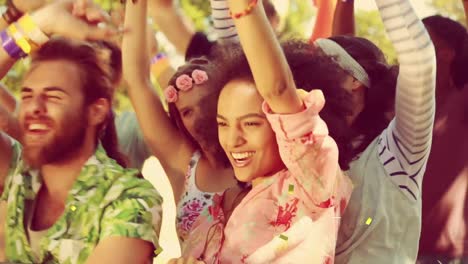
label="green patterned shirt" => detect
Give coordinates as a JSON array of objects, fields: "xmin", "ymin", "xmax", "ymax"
[{"xmin": 0, "ymin": 138, "xmax": 163, "ymax": 264}]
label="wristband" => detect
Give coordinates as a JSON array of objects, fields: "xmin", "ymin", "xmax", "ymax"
[
  {"xmin": 0, "ymin": 30, "xmax": 25, "ymax": 59},
  {"xmin": 151, "ymin": 58, "xmax": 171, "ymax": 77},
  {"xmin": 150, "ymin": 53, "xmax": 167, "ymax": 65},
  {"xmin": 8, "ymin": 23, "xmax": 32, "ymax": 54},
  {"xmin": 17, "ymin": 14, "xmax": 49, "ymax": 48},
  {"xmin": 2, "ymin": 0, "xmax": 23, "ymax": 24}
]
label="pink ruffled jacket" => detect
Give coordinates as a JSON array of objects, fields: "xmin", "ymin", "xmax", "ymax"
[{"xmin": 182, "ymin": 90, "xmax": 353, "ymax": 264}]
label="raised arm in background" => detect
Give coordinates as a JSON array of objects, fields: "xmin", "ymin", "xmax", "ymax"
[
  {"xmin": 123, "ymin": 0, "xmax": 194, "ymax": 201},
  {"xmin": 147, "ymin": 29, "xmax": 175, "ymax": 95},
  {"xmin": 309, "ymin": 0, "xmax": 337, "ymax": 43},
  {"xmin": 148, "ymin": 0, "xmax": 239, "ymax": 56},
  {"xmin": 332, "ymin": 0, "xmax": 355, "ymax": 36},
  {"xmin": 148, "ymin": 0, "xmax": 195, "ymax": 55},
  {"xmin": 227, "ymin": 0, "xmax": 302, "ymax": 114},
  {"xmin": 375, "ymin": 0, "xmax": 436, "ymax": 195}
]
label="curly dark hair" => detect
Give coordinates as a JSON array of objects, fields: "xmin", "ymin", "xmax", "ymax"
[
  {"xmin": 214, "ymin": 40, "xmax": 355, "ymax": 170},
  {"xmin": 328, "ymin": 35, "xmax": 399, "ymax": 159}
]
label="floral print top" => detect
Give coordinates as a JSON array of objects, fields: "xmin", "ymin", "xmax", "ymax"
[
  {"xmin": 182, "ymin": 90, "xmax": 354, "ymax": 263},
  {"xmin": 176, "ymin": 151, "xmax": 222, "ymax": 242},
  {"xmin": 0, "ymin": 138, "xmax": 163, "ymax": 264}
]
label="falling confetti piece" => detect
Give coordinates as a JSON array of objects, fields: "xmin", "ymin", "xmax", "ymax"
[
  {"xmin": 276, "ymin": 235, "xmax": 289, "ymax": 253},
  {"xmin": 154, "ymin": 246, "xmax": 163, "ymax": 255},
  {"xmin": 366, "ymin": 217, "xmax": 372, "ymax": 225},
  {"xmin": 288, "ymin": 184, "xmax": 294, "ymax": 194},
  {"xmin": 70, "ymin": 205, "xmax": 77, "ymax": 212}
]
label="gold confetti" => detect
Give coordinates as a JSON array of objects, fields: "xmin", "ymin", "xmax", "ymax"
[
  {"xmin": 154, "ymin": 246, "xmax": 163, "ymax": 255},
  {"xmin": 70, "ymin": 205, "xmax": 77, "ymax": 212},
  {"xmin": 365, "ymin": 217, "xmax": 372, "ymax": 225},
  {"xmin": 276, "ymin": 235, "xmax": 289, "ymax": 253},
  {"xmin": 288, "ymin": 184, "xmax": 294, "ymax": 194}
]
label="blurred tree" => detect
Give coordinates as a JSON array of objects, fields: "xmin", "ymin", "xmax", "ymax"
[
  {"xmin": 427, "ymin": 0, "xmax": 466, "ymax": 26},
  {"xmin": 280, "ymin": 0, "xmax": 314, "ymax": 39},
  {"xmin": 180, "ymin": 0, "xmax": 210, "ymax": 31}
]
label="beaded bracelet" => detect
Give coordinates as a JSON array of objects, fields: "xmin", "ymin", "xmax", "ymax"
[{"xmin": 230, "ymin": 0, "xmax": 259, "ymax": 19}]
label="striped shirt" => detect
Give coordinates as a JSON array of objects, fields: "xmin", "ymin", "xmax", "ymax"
[
  {"xmin": 210, "ymin": 0, "xmax": 239, "ymax": 43},
  {"xmin": 335, "ymin": 0, "xmax": 436, "ymax": 263},
  {"xmin": 376, "ymin": 0, "xmax": 436, "ymax": 201}
]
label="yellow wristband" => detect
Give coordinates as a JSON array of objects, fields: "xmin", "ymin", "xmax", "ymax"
[
  {"xmin": 17, "ymin": 14, "xmax": 49, "ymax": 47},
  {"xmin": 151, "ymin": 58, "xmax": 171, "ymax": 77},
  {"xmin": 275, "ymin": 234, "xmax": 289, "ymax": 253},
  {"xmin": 8, "ymin": 23, "xmax": 32, "ymax": 54}
]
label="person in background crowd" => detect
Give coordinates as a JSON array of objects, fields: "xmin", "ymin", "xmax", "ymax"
[
  {"xmin": 418, "ymin": 14, "xmax": 468, "ymax": 264},
  {"xmin": 0, "ymin": 1, "xmax": 163, "ymax": 263},
  {"xmin": 318, "ymin": 0, "xmax": 437, "ymax": 262},
  {"xmin": 123, "ymin": 0, "xmax": 240, "ymax": 244}
]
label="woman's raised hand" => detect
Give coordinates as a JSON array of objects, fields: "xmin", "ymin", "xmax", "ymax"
[{"xmin": 30, "ymin": 0, "xmax": 120, "ymax": 41}]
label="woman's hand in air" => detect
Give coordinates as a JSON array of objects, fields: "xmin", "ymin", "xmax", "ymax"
[
  {"xmin": 11, "ymin": 0, "xmax": 49, "ymax": 13},
  {"xmin": 30, "ymin": 0, "xmax": 120, "ymax": 41},
  {"xmin": 110, "ymin": 5, "xmax": 158, "ymax": 57}
]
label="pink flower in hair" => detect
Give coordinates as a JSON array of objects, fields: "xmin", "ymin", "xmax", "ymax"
[
  {"xmin": 175, "ymin": 74, "xmax": 193, "ymax": 91},
  {"xmin": 164, "ymin": 85, "xmax": 178, "ymax": 103},
  {"xmin": 192, "ymin": 69, "xmax": 209, "ymax": 85}
]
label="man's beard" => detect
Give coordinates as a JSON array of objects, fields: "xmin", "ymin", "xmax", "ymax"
[{"xmin": 21, "ymin": 114, "xmax": 88, "ymax": 169}]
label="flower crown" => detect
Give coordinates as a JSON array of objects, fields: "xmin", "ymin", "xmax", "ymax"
[{"xmin": 164, "ymin": 69, "xmax": 209, "ymax": 103}]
